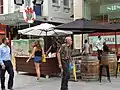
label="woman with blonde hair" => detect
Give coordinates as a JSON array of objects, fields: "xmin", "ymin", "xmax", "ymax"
[{"xmin": 26, "ymin": 40, "xmax": 44, "ymax": 81}]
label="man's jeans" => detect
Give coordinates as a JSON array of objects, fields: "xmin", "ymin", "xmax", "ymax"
[
  {"xmin": 1, "ymin": 61, "xmax": 14, "ymax": 89},
  {"xmin": 61, "ymin": 60, "xmax": 70, "ymax": 90}
]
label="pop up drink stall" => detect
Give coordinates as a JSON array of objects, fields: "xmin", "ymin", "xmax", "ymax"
[
  {"xmin": 12, "ymin": 39, "xmax": 60, "ymax": 78},
  {"xmin": 14, "ymin": 23, "xmax": 72, "ymax": 78}
]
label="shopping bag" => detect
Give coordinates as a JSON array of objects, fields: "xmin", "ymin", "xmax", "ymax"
[
  {"xmin": 42, "ymin": 54, "xmax": 46, "ymax": 63},
  {"xmin": 69, "ymin": 62, "xmax": 73, "ymax": 70}
]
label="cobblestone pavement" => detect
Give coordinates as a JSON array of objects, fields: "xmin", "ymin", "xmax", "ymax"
[{"xmin": 3, "ymin": 72, "xmax": 120, "ymax": 90}]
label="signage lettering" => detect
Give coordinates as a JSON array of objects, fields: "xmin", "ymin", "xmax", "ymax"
[
  {"xmin": 100, "ymin": 3, "xmax": 120, "ymax": 13},
  {"xmin": 107, "ymin": 5, "xmax": 120, "ymax": 11},
  {"xmin": 104, "ymin": 37, "xmax": 115, "ymax": 42}
]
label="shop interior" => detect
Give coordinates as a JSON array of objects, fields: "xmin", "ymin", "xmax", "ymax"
[{"xmin": 85, "ymin": 0, "xmax": 120, "ymax": 23}]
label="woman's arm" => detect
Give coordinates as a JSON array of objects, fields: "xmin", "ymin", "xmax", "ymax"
[
  {"xmin": 46, "ymin": 45, "xmax": 52, "ymax": 55},
  {"xmin": 26, "ymin": 47, "xmax": 36, "ymax": 62},
  {"xmin": 41, "ymin": 47, "xmax": 45, "ymax": 55}
]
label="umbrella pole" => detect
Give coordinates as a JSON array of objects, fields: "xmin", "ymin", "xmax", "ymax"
[
  {"xmin": 45, "ymin": 31, "xmax": 47, "ymax": 54},
  {"xmin": 82, "ymin": 33, "xmax": 83, "ymax": 51},
  {"xmin": 115, "ymin": 32, "xmax": 118, "ymax": 55},
  {"xmin": 28, "ymin": 24, "xmax": 31, "ymax": 39},
  {"xmin": 115, "ymin": 31, "xmax": 118, "ymax": 78}
]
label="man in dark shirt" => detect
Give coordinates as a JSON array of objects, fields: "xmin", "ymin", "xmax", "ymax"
[
  {"xmin": 46, "ymin": 43, "xmax": 57, "ymax": 55},
  {"xmin": 57, "ymin": 36, "xmax": 72, "ymax": 90},
  {"xmin": 99, "ymin": 42, "xmax": 111, "ymax": 82},
  {"xmin": 103, "ymin": 42, "xmax": 109, "ymax": 52}
]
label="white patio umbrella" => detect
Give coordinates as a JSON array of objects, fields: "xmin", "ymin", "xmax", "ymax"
[
  {"xmin": 18, "ymin": 23, "xmax": 73, "ymax": 36},
  {"xmin": 18, "ymin": 23, "xmax": 73, "ymax": 52}
]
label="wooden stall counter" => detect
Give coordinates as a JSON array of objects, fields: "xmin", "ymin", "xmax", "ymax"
[{"xmin": 15, "ymin": 56, "xmax": 60, "ymax": 77}]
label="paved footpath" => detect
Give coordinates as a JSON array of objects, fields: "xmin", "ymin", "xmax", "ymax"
[{"xmin": 3, "ymin": 72, "xmax": 120, "ymax": 90}]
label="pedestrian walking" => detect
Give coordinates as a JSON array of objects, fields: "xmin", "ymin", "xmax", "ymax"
[
  {"xmin": 0, "ymin": 37, "xmax": 14, "ymax": 90},
  {"xmin": 26, "ymin": 40, "xmax": 44, "ymax": 81},
  {"xmin": 57, "ymin": 36, "xmax": 72, "ymax": 90}
]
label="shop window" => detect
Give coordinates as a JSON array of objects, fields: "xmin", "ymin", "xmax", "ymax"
[
  {"xmin": 63, "ymin": 0, "xmax": 71, "ymax": 13},
  {"xmin": 63, "ymin": 0, "xmax": 69, "ymax": 7},
  {"xmin": 52, "ymin": 0, "xmax": 60, "ymax": 9},
  {"xmin": 14, "ymin": 0, "xmax": 24, "ymax": 5},
  {"xmin": 24, "ymin": 0, "xmax": 31, "ymax": 7},
  {"xmin": 52, "ymin": 0, "xmax": 59, "ymax": 4}
]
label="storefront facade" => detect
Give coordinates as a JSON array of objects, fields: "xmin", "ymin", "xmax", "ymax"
[
  {"xmin": 74, "ymin": 0, "xmax": 120, "ymax": 23},
  {"xmin": 85, "ymin": 0, "xmax": 120, "ymax": 54},
  {"xmin": 74, "ymin": 0, "xmax": 120, "ymax": 54},
  {"xmin": 84, "ymin": 0, "xmax": 120, "ymax": 23}
]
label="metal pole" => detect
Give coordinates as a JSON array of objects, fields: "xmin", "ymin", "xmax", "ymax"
[
  {"xmin": 45, "ymin": 31, "xmax": 47, "ymax": 54},
  {"xmin": 115, "ymin": 31, "xmax": 118, "ymax": 78},
  {"xmin": 115, "ymin": 32, "xmax": 118, "ymax": 55},
  {"xmin": 46, "ymin": 31, "xmax": 47, "ymax": 52},
  {"xmin": 81, "ymin": 33, "xmax": 83, "ymax": 51},
  {"xmin": 28, "ymin": 24, "xmax": 31, "ymax": 39}
]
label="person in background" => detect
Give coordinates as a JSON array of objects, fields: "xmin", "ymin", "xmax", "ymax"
[
  {"xmin": 26, "ymin": 40, "xmax": 44, "ymax": 81},
  {"xmin": 95, "ymin": 35, "xmax": 104, "ymax": 62},
  {"xmin": 99, "ymin": 42, "xmax": 111, "ymax": 83},
  {"xmin": 103, "ymin": 42, "xmax": 109, "ymax": 53},
  {"xmin": 46, "ymin": 42, "xmax": 57, "ymax": 56},
  {"xmin": 57, "ymin": 36, "xmax": 72, "ymax": 90},
  {"xmin": 82, "ymin": 39, "xmax": 89, "ymax": 55},
  {"xmin": 0, "ymin": 37, "xmax": 14, "ymax": 90}
]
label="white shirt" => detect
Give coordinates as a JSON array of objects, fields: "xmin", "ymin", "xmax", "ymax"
[
  {"xmin": 96, "ymin": 38, "xmax": 104, "ymax": 50},
  {"xmin": 83, "ymin": 43, "xmax": 89, "ymax": 54},
  {"xmin": 0, "ymin": 43, "xmax": 11, "ymax": 65}
]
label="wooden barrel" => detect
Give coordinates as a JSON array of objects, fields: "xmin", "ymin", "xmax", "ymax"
[
  {"xmin": 81, "ymin": 56, "xmax": 99, "ymax": 81},
  {"xmin": 101, "ymin": 53, "xmax": 117, "ymax": 76}
]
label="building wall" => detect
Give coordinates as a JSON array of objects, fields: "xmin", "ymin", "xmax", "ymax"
[
  {"xmin": 84, "ymin": 1, "xmax": 91, "ymax": 20},
  {"xmin": 3, "ymin": 0, "xmax": 23, "ymax": 14},
  {"xmin": 73, "ymin": 0, "xmax": 91, "ymax": 49},
  {"xmin": 3, "ymin": 0, "xmax": 8, "ymax": 14},
  {"xmin": 73, "ymin": 0, "xmax": 83, "ymax": 50},
  {"xmin": 3, "ymin": 0, "xmax": 73, "ymax": 23},
  {"xmin": 74, "ymin": 0, "xmax": 91, "ymax": 20},
  {"xmin": 74, "ymin": 0, "xmax": 84, "ymax": 20},
  {"xmin": 45, "ymin": 0, "xmax": 73, "ymax": 23}
]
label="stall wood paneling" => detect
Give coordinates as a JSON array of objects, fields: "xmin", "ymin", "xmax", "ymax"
[{"xmin": 15, "ymin": 57, "xmax": 60, "ymax": 77}]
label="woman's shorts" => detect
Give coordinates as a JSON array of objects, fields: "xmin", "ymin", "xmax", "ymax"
[{"xmin": 34, "ymin": 56, "xmax": 42, "ymax": 63}]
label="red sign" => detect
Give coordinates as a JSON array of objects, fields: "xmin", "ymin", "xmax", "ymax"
[
  {"xmin": 89, "ymin": 32, "xmax": 120, "ymax": 56},
  {"xmin": 0, "ymin": 30, "xmax": 5, "ymax": 34}
]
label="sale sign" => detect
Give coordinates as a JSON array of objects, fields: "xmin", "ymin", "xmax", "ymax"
[{"xmin": 89, "ymin": 32, "xmax": 120, "ymax": 55}]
